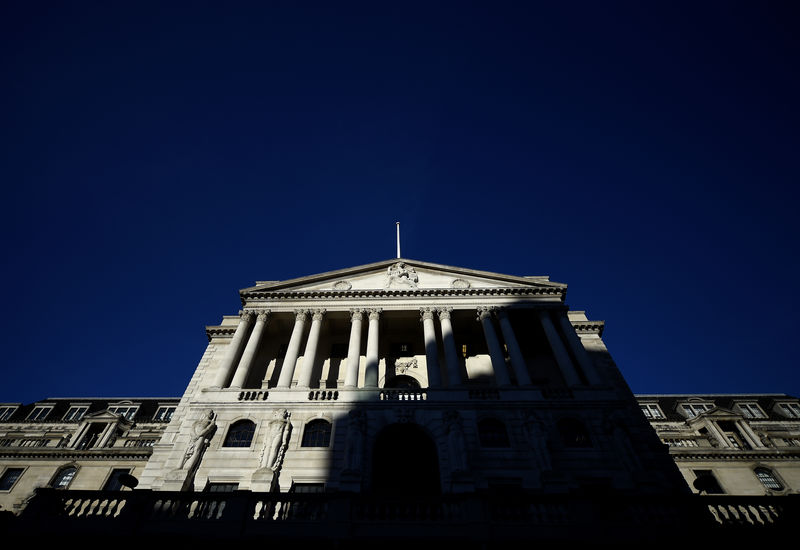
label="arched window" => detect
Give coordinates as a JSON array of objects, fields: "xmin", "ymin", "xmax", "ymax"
[
  {"xmin": 478, "ymin": 418, "xmax": 510, "ymax": 448},
  {"xmin": 301, "ymin": 419, "xmax": 331, "ymax": 447},
  {"xmin": 558, "ymin": 418, "xmax": 592, "ymax": 448},
  {"xmin": 386, "ymin": 375, "xmax": 420, "ymax": 389},
  {"xmin": 223, "ymin": 420, "xmax": 256, "ymax": 447},
  {"xmin": 51, "ymin": 466, "xmax": 77, "ymax": 489},
  {"xmin": 755, "ymin": 467, "xmax": 783, "ymax": 491}
]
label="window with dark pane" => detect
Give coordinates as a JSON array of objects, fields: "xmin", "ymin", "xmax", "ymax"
[
  {"xmin": 478, "ymin": 418, "xmax": 510, "ymax": 448},
  {"xmin": 558, "ymin": 418, "xmax": 592, "ymax": 448},
  {"xmin": 103, "ymin": 468, "xmax": 131, "ymax": 491},
  {"xmin": 223, "ymin": 420, "xmax": 256, "ymax": 447},
  {"xmin": 301, "ymin": 419, "xmax": 331, "ymax": 447},
  {"xmin": 755, "ymin": 467, "xmax": 783, "ymax": 491},
  {"xmin": 51, "ymin": 466, "xmax": 77, "ymax": 489},
  {"xmin": 0, "ymin": 468, "xmax": 23, "ymax": 491}
]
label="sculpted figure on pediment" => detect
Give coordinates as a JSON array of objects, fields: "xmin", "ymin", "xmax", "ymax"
[{"xmin": 385, "ymin": 262, "xmax": 419, "ymax": 289}]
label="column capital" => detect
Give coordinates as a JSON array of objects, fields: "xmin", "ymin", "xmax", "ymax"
[
  {"xmin": 437, "ymin": 307, "xmax": 453, "ymax": 320},
  {"xmin": 256, "ymin": 310, "xmax": 271, "ymax": 323},
  {"xmin": 420, "ymin": 307, "xmax": 435, "ymax": 321},
  {"xmin": 368, "ymin": 308, "xmax": 382, "ymax": 321},
  {"xmin": 476, "ymin": 306, "xmax": 496, "ymax": 321},
  {"xmin": 239, "ymin": 310, "xmax": 255, "ymax": 322},
  {"xmin": 311, "ymin": 309, "xmax": 327, "ymax": 321},
  {"xmin": 350, "ymin": 309, "xmax": 364, "ymax": 321},
  {"xmin": 293, "ymin": 309, "xmax": 309, "ymax": 322}
]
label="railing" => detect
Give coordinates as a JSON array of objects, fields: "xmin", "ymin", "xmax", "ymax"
[
  {"xmin": 12, "ymin": 489, "xmax": 799, "ymax": 542},
  {"xmin": 308, "ymin": 390, "xmax": 338, "ymax": 401},
  {"xmin": 379, "ymin": 389, "xmax": 427, "ymax": 401},
  {"xmin": 238, "ymin": 391, "xmax": 268, "ymax": 401}
]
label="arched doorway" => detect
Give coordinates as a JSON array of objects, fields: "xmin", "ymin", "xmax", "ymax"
[{"xmin": 371, "ymin": 423, "xmax": 441, "ymax": 495}]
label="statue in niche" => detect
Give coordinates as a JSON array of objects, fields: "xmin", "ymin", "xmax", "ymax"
[
  {"xmin": 603, "ymin": 410, "xmax": 641, "ymax": 471},
  {"xmin": 444, "ymin": 411, "xmax": 468, "ymax": 473},
  {"xmin": 262, "ymin": 409, "xmax": 291, "ymax": 471},
  {"xmin": 385, "ymin": 262, "xmax": 419, "ymax": 289},
  {"xmin": 523, "ymin": 412, "xmax": 552, "ymax": 472},
  {"xmin": 344, "ymin": 410, "xmax": 366, "ymax": 472},
  {"xmin": 181, "ymin": 410, "xmax": 217, "ymax": 471}
]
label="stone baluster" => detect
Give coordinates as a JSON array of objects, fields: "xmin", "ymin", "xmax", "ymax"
[
  {"xmin": 477, "ymin": 307, "xmax": 511, "ymax": 386},
  {"xmin": 496, "ymin": 308, "xmax": 531, "ymax": 386},
  {"xmin": 212, "ymin": 311, "xmax": 254, "ymax": 388},
  {"xmin": 276, "ymin": 310, "xmax": 308, "ymax": 388},
  {"xmin": 364, "ymin": 309, "xmax": 382, "ymax": 388},
  {"xmin": 420, "ymin": 308, "xmax": 442, "ymax": 387},
  {"xmin": 538, "ymin": 310, "xmax": 582, "ymax": 386},
  {"xmin": 297, "ymin": 309, "xmax": 326, "ymax": 388},
  {"xmin": 230, "ymin": 311, "xmax": 270, "ymax": 388},
  {"xmin": 344, "ymin": 310, "xmax": 364, "ymax": 388},
  {"xmin": 438, "ymin": 308, "xmax": 462, "ymax": 386}
]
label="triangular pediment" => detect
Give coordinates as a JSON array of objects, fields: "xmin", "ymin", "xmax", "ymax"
[
  {"xmin": 241, "ymin": 258, "xmax": 564, "ymax": 295},
  {"xmin": 83, "ymin": 410, "xmax": 130, "ymax": 422}
]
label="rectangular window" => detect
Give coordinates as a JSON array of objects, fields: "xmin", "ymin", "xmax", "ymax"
[
  {"xmin": 0, "ymin": 468, "xmax": 24, "ymax": 491},
  {"xmin": 109, "ymin": 406, "xmax": 138, "ymax": 420},
  {"xmin": 681, "ymin": 403, "xmax": 712, "ymax": 418},
  {"xmin": 154, "ymin": 407, "xmax": 176, "ymax": 422},
  {"xmin": 640, "ymin": 404, "xmax": 664, "ymax": 419},
  {"xmin": 693, "ymin": 470, "xmax": 724, "ymax": 494},
  {"xmin": 103, "ymin": 468, "xmax": 131, "ymax": 491},
  {"xmin": 63, "ymin": 406, "xmax": 89, "ymax": 422},
  {"xmin": 27, "ymin": 406, "xmax": 53, "ymax": 421},
  {"xmin": 737, "ymin": 403, "xmax": 766, "ymax": 418},
  {"xmin": 779, "ymin": 403, "xmax": 800, "ymax": 418},
  {"xmin": 0, "ymin": 406, "xmax": 17, "ymax": 421},
  {"xmin": 206, "ymin": 483, "xmax": 239, "ymax": 492}
]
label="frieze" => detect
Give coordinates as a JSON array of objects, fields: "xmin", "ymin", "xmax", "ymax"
[
  {"xmin": 332, "ymin": 280, "xmax": 352, "ymax": 291},
  {"xmin": 571, "ymin": 321, "xmax": 605, "ymax": 335},
  {"xmin": 242, "ymin": 286, "xmax": 566, "ymax": 303},
  {"xmin": 450, "ymin": 278, "xmax": 471, "ymax": 289}
]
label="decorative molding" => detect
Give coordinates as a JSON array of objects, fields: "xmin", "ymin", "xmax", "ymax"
[
  {"xmin": 332, "ymin": 280, "xmax": 352, "ymax": 291},
  {"xmin": 571, "ymin": 321, "xmax": 605, "ymax": 336},
  {"xmin": 394, "ymin": 358, "xmax": 418, "ymax": 374},
  {"xmin": 243, "ymin": 286, "xmax": 565, "ymax": 302},
  {"xmin": 385, "ymin": 262, "xmax": 419, "ymax": 289},
  {"xmin": 451, "ymin": 278, "xmax": 471, "ymax": 289}
]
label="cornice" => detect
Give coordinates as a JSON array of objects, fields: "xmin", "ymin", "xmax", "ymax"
[
  {"xmin": 571, "ymin": 321, "xmax": 605, "ymax": 336},
  {"xmin": 671, "ymin": 449, "xmax": 800, "ymax": 461},
  {"xmin": 240, "ymin": 286, "xmax": 566, "ymax": 305},
  {"xmin": 206, "ymin": 326, "xmax": 236, "ymax": 341},
  {"xmin": 0, "ymin": 447, "xmax": 153, "ymax": 460}
]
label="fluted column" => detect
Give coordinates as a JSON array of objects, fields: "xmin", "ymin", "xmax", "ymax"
[
  {"xmin": 496, "ymin": 308, "xmax": 531, "ymax": 386},
  {"xmin": 477, "ymin": 307, "xmax": 511, "ymax": 386},
  {"xmin": 230, "ymin": 311, "xmax": 270, "ymax": 388},
  {"xmin": 344, "ymin": 310, "xmax": 364, "ymax": 388},
  {"xmin": 364, "ymin": 309, "xmax": 381, "ymax": 388},
  {"xmin": 297, "ymin": 309, "xmax": 326, "ymax": 388},
  {"xmin": 556, "ymin": 311, "xmax": 602, "ymax": 385},
  {"xmin": 538, "ymin": 310, "xmax": 583, "ymax": 386},
  {"xmin": 276, "ymin": 310, "xmax": 308, "ymax": 388},
  {"xmin": 438, "ymin": 308, "xmax": 462, "ymax": 386},
  {"xmin": 420, "ymin": 308, "xmax": 442, "ymax": 387},
  {"xmin": 213, "ymin": 311, "xmax": 254, "ymax": 388}
]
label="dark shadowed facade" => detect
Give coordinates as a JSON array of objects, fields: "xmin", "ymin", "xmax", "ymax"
[{"xmin": 3, "ymin": 259, "xmax": 798, "ymax": 544}]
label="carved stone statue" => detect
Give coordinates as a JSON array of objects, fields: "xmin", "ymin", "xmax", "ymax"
[
  {"xmin": 444, "ymin": 411, "xmax": 468, "ymax": 473},
  {"xmin": 262, "ymin": 409, "xmax": 291, "ymax": 471},
  {"xmin": 344, "ymin": 410, "xmax": 366, "ymax": 472},
  {"xmin": 385, "ymin": 262, "xmax": 419, "ymax": 289},
  {"xmin": 524, "ymin": 412, "xmax": 552, "ymax": 472},
  {"xmin": 180, "ymin": 410, "xmax": 217, "ymax": 472}
]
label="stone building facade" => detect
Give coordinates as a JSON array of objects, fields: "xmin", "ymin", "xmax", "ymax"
[
  {"xmin": 3, "ymin": 258, "xmax": 798, "ymax": 542},
  {"xmin": 636, "ymin": 394, "xmax": 800, "ymax": 496}
]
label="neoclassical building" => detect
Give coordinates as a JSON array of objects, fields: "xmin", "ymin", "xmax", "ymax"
[{"xmin": 3, "ymin": 258, "xmax": 798, "ymax": 543}]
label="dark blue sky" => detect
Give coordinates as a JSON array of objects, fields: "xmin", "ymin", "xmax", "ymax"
[{"xmin": 2, "ymin": 1, "xmax": 798, "ymax": 404}]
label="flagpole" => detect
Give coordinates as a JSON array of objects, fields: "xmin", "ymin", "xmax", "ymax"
[{"xmin": 396, "ymin": 222, "xmax": 401, "ymax": 259}]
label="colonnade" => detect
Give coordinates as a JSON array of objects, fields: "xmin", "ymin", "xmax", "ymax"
[{"xmin": 211, "ymin": 307, "xmax": 600, "ymax": 390}]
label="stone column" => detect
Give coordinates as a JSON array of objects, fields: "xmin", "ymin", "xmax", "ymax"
[
  {"xmin": 420, "ymin": 308, "xmax": 442, "ymax": 387},
  {"xmin": 344, "ymin": 310, "xmax": 364, "ymax": 388},
  {"xmin": 477, "ymin": 307, "xmax": 511, "ymax": 386},
  {"xmin": 276, "ymin": 310, "xmax": 308, "ymax": 388},
  {"xmin": 230, "ymin": 311, "xmax": 270, "ymax": 388},
  {"xmin": 496, "ymin": 308, "xmax": 531, "ymax": 386},
  {"xmin": 212, "ymin": 312, "xmax": 254, "ymax": 388},
  {"xmin": 736, "ymin": 420, "xmax": 765, "ymax": 449},
  {"xmin": 297, "ymin": 309, "xmax": 326, "ymax": 388},
  {"xmin": 556, "ymin": 311, "xmax": 602, "ymax": 385},
  {"xmin": 705, "ymin": 421, "xmax": 732, "ymax": 448},
  {"xmin": 538, "ymin": 310, "xmax": 582, "ymax": 386},
  {"xmin": 438, "ymin": 308, "xmax": 462, "ymax": 386},
  {"xmin": 364, "ymin": 309, "xmax": 381, "ymax": 388}
]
